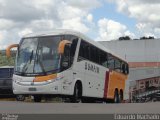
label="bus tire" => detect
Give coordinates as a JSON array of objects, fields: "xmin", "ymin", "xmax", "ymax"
[
  {"xmin": 119, "ymin": 90, "xmax": 123, "ymax": 103},
  {"xmin": 34, "ymin": 95, "xmax": 42, "ymax": 102},
  {"xmin": 70, "ymin": 82, "xmax": 82, "ymax": 103},
  {"xmin": 114, "ymin": 89, "xmax": 119, "ymax": 103},
  {"xmin": 81, "ymin": 97, "xmax": 95, "ymax": 103},
  {"xmin": 16, "ymin": 95, "xmax": 25, "ymax": 101}
]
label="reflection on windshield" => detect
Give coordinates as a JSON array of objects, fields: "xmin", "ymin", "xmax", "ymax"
[
  {"xmin": 21, "ymin": 50, "xmax": 34, "ymax": 74},
  {"xmin": 15, "ymin": 36, "xmax": 62, "ymax": 76}
]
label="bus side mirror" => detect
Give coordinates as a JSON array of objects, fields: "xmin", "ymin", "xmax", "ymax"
[
  {"xmin": 126, "ymin": 65, "xmax": 129, "ymax": 74},
  {"xmin": 58, "ymin": 40, "xmax": 71, "ymax": 54},
  {"xmin": 122, "ymin": 63, "xmax": 129, "ymax": 74},
  {"xmin": 61, "ymin": 44, "xmax": 71, "ymax": 69},
  {"xmin": 6, "ymin": 44, "xmax": 19, "ymax": 58}
]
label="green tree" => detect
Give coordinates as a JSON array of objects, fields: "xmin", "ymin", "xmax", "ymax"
[{"xmin": 0, "ymin": 50, "xmax": 15, "ymax": 66}]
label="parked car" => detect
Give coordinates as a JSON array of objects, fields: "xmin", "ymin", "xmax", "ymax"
[
  {"xmin": 0, "ymin": 66, "xmax": 14, "ymax": 95},
  {"xmin": 0, "ymin": 66, "xmax": 25, "ymax": 101}
]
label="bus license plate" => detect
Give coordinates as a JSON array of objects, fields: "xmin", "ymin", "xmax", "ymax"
[{"xmin": 28, "ymin": 88, "xmax": 37, "ymax": 91}]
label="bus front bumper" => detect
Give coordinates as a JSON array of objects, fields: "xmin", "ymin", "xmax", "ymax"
[{"xmin": 13, "ymin": 80, "xmax": 62, "ymax": 95}]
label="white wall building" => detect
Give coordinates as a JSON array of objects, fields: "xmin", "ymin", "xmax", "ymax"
[{"xmin": 99, "ymin": 39, "xmax": 160, "ymax": 100}]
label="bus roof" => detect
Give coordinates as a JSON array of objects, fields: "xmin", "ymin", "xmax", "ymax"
[{"xmin": 23, "ymin": 29, "xmax": 127, "ymax": 62}]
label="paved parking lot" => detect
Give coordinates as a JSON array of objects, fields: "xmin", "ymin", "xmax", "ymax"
[{"xmin": 0, "ymin": 101, "xmax": 159, "ymax": 114}]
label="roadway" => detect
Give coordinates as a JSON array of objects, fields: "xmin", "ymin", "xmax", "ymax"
[{"xmin": 0, "ymin": 101, "xmax": 160, "ymax": 114}]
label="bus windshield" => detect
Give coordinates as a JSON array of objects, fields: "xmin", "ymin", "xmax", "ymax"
[{"xmin": 15, "ymin": 36, "xmax": 62, "ymax": 76}]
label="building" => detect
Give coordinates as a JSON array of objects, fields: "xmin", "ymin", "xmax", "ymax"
[{"xmin": 99, "ymin": 39, "xmax": 160, "ymax": 101}]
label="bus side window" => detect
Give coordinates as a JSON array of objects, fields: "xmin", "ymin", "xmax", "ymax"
[
  {"xmin": 62, "ymin": 44, "xmax": 71, "ymax": 70},
  {"xmin": 99, "ymin": 50, "xmax": 108, "ymax": 68},
  {"xmin": 122, "ymin": 63, "xmax": 125, "ymax": 74},
  {"xmin": 78, "ymin": 40, "xmax": 85, "ymax": 61},
  {"xmin": 108, "ymin": 54, "xmax": 114, "ymax": 70},
  {"xmin": 70, "ymin": 38, "xmax": 78, "ymax": 64},
  {"xmin": 84, "ymin": 43, "xmax": 90, "ymax": 60},
  {"xmin": 126, "ymin": 64, "xmax": 129, "ymax": 74},
  {"xmin": 78, "ymin": 40, "xmax": 90, "ymax": 61},
  {"xmin": 114, "ymin": 59, "xmax": 121, "ymax": 72},
  {"xmin": 122, "ymin": 63, "xmax": 129, "ymax": 74},
  {"xmin": 90, "ymin": 45, "xmax": 99, "ymax": 64}
]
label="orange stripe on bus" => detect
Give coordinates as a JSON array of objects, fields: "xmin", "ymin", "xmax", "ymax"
[
  {"xmin": 107, "ymin": 71, "xmax": 128, "ymax": 99},
  {"xmin": 33, "ymin": 74, "xmax": 57, "ymax": 82}
]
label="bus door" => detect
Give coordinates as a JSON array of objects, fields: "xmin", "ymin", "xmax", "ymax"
[
  {"xmin": 61, "ymin": 68, "xmax": 73, "ymax": 95},
  {"xmin": 60, "ymin": 42, "xmax": 73, "ymax": 95},
  {"xmin": 60, "ymin": 39, "xmax": 78, "ymax": 95}
]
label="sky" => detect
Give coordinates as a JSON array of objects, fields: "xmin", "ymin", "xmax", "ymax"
[{"xmin": 0, "ymin": 0, "xmax": 160, "ymax": 49}]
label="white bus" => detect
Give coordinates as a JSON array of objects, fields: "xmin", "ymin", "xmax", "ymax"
[{"xmin": 6, "ymin": 29, "xmax": 129, "ymax": 103}]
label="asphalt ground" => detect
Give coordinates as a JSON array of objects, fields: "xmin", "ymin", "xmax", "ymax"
[{"xmin": 0, "ymin": 101, "xmax": 159, "ymax": 114}]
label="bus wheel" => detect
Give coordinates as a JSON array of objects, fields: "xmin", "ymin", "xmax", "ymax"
[
  {"xmin": 119, "ymin": 90, "xmax": 123, "ymax": 103},
  {"xmin": 34, "ymin": 95, "xmax": 42, "ymax": 102},
  {"xmin": 71, "ymin": 82, "xmax": 82, "ymax": 103},
  {"xmin": 114, "ymin": 90, "xmax": 119, "ymax": 103},
  {"xmin": 16, "ymin": 95, "xmax": 25, "ymax": 101},
  {"xmin": 81, "ymin": 97, "xmax": 95, "ymax": 103}
]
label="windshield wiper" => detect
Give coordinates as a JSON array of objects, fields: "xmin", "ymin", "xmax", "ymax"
[
  {"xmin": 34, "ymin": 47, "xmax": 47, "ymax": 76},
  {"xmin": 29, "ymin": 50, "xmax": 33, "ymax": 63},
  {"xmin": 39, "ymin": 60, "xmax": 47, "ymax": 75}
]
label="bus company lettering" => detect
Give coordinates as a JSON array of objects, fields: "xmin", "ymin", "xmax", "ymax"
[{"xmin": 85, "ymin": 62, "xmax": 99, "ymax": 73}]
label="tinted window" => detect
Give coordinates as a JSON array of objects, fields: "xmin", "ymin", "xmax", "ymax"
[
  {"xmin": 114, "ymin": 59, "xmax": 121, "ymax": 72},
  {"xmin": 61, "ymin": 35, "xmax": 78, "ymax": 70},
  {"xmin": 90, "ymin": 45, "xmax": 99, "ymax": 63},
  {"xmin": 108, "ymin": 54, "xmax": 114, "ymax": 69},
  {"xmin": 99, "ymin": 50, "xmax": 108, "ymax": 67},
  {"xmin": 78, "ymin": 40, "xmax": 90, "ymax": 60},
  {"xmin": 0, "ymin": 68, "xmax": 10, "ymax": 78},
  {"xmin": 16, "ymin": 36, "xmax": 62, "ymax": 75},
  {"xmin": 78, "ymin": 40, "xmax": 110, "ymax": 68},
  {"xmin": 69, "ymin": 37, "xmax": 78, "ymax": 64},
  {"xmin": 78, "ymin": 40, "xmax": 129, "ymax": 75},
  {"xmin": 122, "ymin": 62, "xmax": 129, "ymax": 74}
]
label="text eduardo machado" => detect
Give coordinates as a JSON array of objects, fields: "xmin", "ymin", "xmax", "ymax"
[{"xmin": 114, "ymin": 114, "xmax": 160, "ymax": 120}]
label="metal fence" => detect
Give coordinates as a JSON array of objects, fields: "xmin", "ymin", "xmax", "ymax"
[{"xmin": 130, "ymin": 87, "xmax": 160, "ymax": 103}]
